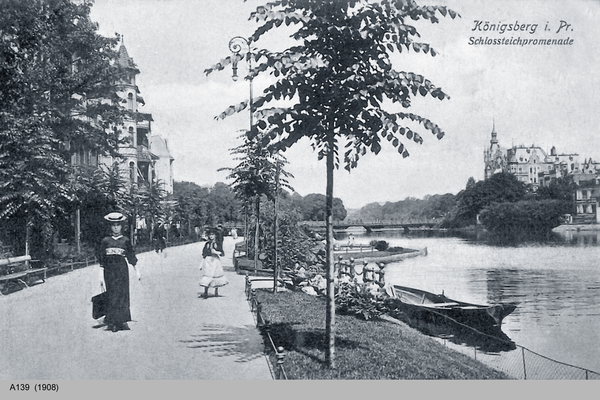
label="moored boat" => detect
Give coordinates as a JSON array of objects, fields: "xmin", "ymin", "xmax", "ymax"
[{"xmin": 390, "ymin": 285, "xmax": 517, "ymax": 329}]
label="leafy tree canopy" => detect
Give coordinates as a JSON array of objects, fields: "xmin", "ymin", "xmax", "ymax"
[
  {"xmin": 293, "ymin": 193, "xmax": 347, "ymax": 221},
  {"xmin": 0, "ymin": 0, "xmax": 126, "ymax": 227},
  {"xmin": 206, "ymin": 0, "xmax": 459, "ymax": 169},
  {"xmin": 454, "ymin": 172, "xmax": 527, "ymax": 225}
]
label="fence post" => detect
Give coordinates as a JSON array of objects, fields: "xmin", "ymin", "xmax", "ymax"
[
  {"xmin": 276, "ymin": 346, "xmax": 286, "ymax": 379},
  {"xmin": 522, "ymin": 347, "xmax": 527, "ymax": 380},
  {"xmin": 256, "ymin": 301, "xmax": 262, "ymax": 325},
  {"xmin": 245, "ymin": 272, "xmax": 250, "ymax": 300}
]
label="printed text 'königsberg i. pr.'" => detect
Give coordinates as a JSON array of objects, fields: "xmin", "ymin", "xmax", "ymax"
[{"xmin": 469, "ymin": 20, "xmax": 574, "ymax": 46}]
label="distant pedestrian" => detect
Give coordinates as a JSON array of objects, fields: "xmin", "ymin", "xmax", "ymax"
[
  {"xmin": 198, "ymin": 227, "xmax": 228, "ymax": 298},
  {"xmin": 231, "ymin": 227, "xmax": 238, "ymax": 240},
  {"xmin": 347, "ymin": 234, "xmax": 355, "ymax": 248},
  {"xmin": 216, "ymin": 224, "xmax": 224, "ymax": 247},
  {"xmin": 98, "ymin": 212, "xmax": 140, "ymax": 332},
  {"xmin": 153, "ymin": 223, "xmax": 166, "ymax": 253}
]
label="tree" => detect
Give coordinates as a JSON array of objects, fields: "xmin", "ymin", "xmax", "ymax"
[
  {"xmin": 135, "ymin": 179, "xmax": 168, "ymax": 243},
  {"xmin": 454, "ymin": 172, "xmax": 527, "ymax": 226},
  {"xmin": 173, "ymin": 182, "xmax": 212, "ymax": 234},
  {"xmin": 480, "ymin": 199, "xmax": 570, "ymax": 242},
  {"xmin": 536, "ymin": 175, "xmax": 577, "ymax": 202},
  {"xmin": 220, "ymin": 134, "xmax": 293, "ymax": 271},
  {"xmin": 300, "ymin": 193, "xmax": 347, "ymax": 221},
  {"xmin": 206, "ymin": 0, "xmax": 458, "ymax": 367},
  {"xmin": 0, "ymin": 0, "xmax": 127, "ymax": 256}
]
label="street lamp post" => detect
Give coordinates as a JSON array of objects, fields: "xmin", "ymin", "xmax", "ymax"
[
  {"xmin": 228, "ymin": 36, "xmax": 253, "ymax": 131},
  {"xmin": 228, "ymin": 36, "xmax": 280, "ymax": 292},
  {"xmin": 229, "ymin": 36, "xmax": 258, "ymax": 274}
]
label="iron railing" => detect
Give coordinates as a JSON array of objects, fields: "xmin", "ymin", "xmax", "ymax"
[{"xmin": 244, "ymin": 274, "xmax": 287, "ymax": 380}]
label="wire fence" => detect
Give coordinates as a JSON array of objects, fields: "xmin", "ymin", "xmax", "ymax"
[
  {"xmin": 401, "ymin": 309, "xmax": 600, "ymax": 380},
  {"xmin": 438, "ymin": 337, "xmax": 600, "ymax": 380}
]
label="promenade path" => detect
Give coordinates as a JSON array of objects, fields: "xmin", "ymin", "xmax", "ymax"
[{"xmin": 0, "ymin": 237, "xmax": 272, "ymax": 380}]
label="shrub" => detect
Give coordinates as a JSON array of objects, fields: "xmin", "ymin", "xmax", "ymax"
[
  {"xmin": 335, "ymin": 282, "xmax": 387, "ymax": 320},
  {"xmin": 480, "ymin": 199, "xmax": 570, "ymax": 242},
  {"xmin": 368, "ymin": 240, "xmax": 389, "ymax": 251}
]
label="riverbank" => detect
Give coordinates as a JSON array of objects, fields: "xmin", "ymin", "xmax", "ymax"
[
  {"xmin": 254, "ymin": 288, "xmax": 510, "ymax": 379},
  {"xmin": 336, "ymin": 247, "xmax": 428, "ymax": 263},
  {"xmin": 552, "ymin": 223, "xmax": 600, "ymax": 232}
]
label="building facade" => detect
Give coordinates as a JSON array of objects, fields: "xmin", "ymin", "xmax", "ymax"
[
  {"xmin": 71, "ymin": 43, "xmax": 174, "ymax": 194},
  {"xmin": 483, "ymin": 125, "xmax": 600, "ymax": 224},
  {"xmin": 484, "ymin": 125, "xmax": 584, "ymax": 189}
]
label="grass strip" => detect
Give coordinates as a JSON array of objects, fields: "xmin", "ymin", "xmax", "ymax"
[{"xmin": 256, "ymin": 289, "xmax": 511, "ymax": 380}]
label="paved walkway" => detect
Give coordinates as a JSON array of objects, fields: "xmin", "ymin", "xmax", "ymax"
[{"xmin": 0, "ymin": 238, "xmax": 272, "ymax": 380}]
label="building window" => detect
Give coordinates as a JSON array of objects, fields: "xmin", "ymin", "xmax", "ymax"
[
  {"xmin": 128, "ymin": 126, "xmax": 134, "ymax": 146},
  {"xmin": 129, "ymin": 161, "xmax": 135, "ymax": 183},
  {"xmin": 127, "ymin": 92, "xmax": 134, "ymax": 111}
]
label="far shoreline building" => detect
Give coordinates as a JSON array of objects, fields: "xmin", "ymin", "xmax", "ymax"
[{"xmin": 483, "ymin": 123, "xmax": 600, "ymax": 224}]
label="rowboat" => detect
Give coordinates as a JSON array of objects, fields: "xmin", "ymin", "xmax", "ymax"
[{"xmin": 390, "ymin": 285, "xmax": 517, "ymax": 329}]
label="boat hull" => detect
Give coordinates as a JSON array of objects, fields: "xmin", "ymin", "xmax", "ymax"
[{"xmin": 391, "ymin": 285, "xmax": 517, "ymax": 329}]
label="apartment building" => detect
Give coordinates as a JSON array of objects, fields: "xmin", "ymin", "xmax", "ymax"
[
  {"xmin": 483, "ymin": 124, "xmax": 600, "ymax": 224},
  {"xmin": 71, "ymin": 43, "xmax": 173, "ymax": 194}
]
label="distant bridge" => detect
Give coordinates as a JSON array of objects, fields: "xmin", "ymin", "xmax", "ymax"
[
  {"xmin": 301, "ymin": 220, "xmax": 439, "ymax": 232},
  {"xmin": 221, "ymin": 220, "xmax": 440, "ymax": 233}
]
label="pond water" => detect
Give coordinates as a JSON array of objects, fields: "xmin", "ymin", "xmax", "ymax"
[{"xmin": 335, "ymin": 229, "xmax": 600, "ymax": 375}]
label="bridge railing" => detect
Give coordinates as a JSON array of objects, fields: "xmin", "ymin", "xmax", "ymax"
[{"xmin": 301, "ymin": 219, "xmax": 438, "ymax": 228}]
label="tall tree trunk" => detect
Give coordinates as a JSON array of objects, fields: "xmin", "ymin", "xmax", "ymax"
[
  {"xmin": 254, "ymin": 195, "xmax": 260, "ymax": 274},
  {"xmin": 273, "ymin": 157, "xmax": 280, "ymax": 293},
  {"xmin": 25, "ymin": 217, "xmax": 31, "ymax": 261},
  {"xmin": 244, "ymin": 204, "xmax": 249, "ymax": 256},
  {"xmin": 75, "ymin": 207, "xmax": 81, "ymax": 255},
  {"xmin": 325, "ymin": 137, "xmax": 336, "ymax": 368}
]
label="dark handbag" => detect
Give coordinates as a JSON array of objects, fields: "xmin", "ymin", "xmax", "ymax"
[{"xmin": 92, "ymin": 292, "xmax": 108, "ymax": 319}]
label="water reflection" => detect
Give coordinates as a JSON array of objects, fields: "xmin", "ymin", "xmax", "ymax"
[
  {"xmin": 387, "ymin": 310, "xmax": 516, "ymax": 354},
  {"xmin": 455, "ymin": 227, "xmax": 600, "ymax": 247},
  {"xmin": 336, "ymin": 228, "xmax": 600, "ymax": 374}
]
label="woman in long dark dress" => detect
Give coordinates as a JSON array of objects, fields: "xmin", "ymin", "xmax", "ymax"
[{"xmin": 98, "ymin": 212, "xmax": 138, "ymax": 332}]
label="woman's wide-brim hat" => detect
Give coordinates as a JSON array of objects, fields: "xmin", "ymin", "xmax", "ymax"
[{"xmin": 104, "ymin": 212, "xmax": 127, "ymax": 223}]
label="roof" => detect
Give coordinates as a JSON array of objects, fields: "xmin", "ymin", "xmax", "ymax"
[
  {"xmin": 118, "ymin": 45, "xmax": 140, "ymax": 74},
  {"xmin": 150, "ymin": 134, "xmax": 175, "ymax": 160},
  {"xmin": 138, "ymin": 147, "xmax": 159, "ymax": 161},
  {"xmin": 136, "ymin": 113, "xmax": 154, "ymax": 122}
]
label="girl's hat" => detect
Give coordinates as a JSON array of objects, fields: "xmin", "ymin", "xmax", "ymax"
[{"xmin": 104, "ymin": 212, "xmax": 127, "ymax": 222}]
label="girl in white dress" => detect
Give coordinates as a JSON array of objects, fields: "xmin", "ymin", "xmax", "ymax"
[{"xmin": 199, "ymin": 228, "xmax": 228, "ymax": 298}]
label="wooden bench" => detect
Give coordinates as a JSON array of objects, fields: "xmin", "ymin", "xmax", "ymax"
[
  {"xmin": 26, "ymin": 266, "xmax": 48, "ymax": 284},
  {"xmin": 0, "ymin": 270, "xmax": 29, "ymax": 294},
  {"xmin": 0, "ymin": 255, "xmax": 47, "ymax": 295}
]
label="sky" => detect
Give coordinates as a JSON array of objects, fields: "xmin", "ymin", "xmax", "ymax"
[{"xmin": 89, "ymin": 0, "xmax": 600, "ymax": 209}]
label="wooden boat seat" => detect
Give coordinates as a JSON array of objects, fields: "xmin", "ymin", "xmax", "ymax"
[{"xmin": 422, "ymin": 302, "xmax": 460, "ymax": 308}]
